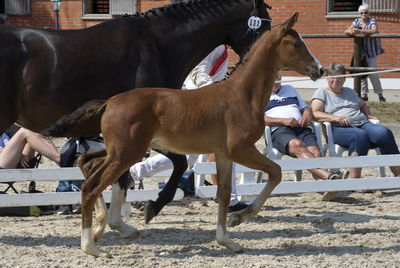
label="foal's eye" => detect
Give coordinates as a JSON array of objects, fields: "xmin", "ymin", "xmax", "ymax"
[{"xmin": 293, "ymin": 42, "xmax": 302, "ymax": 49}]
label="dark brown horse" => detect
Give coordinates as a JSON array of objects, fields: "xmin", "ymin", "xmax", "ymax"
[
  {"xmin": 44, "ymin": 13, "xmax": 323, "ymax": 257},
  {"xmin": 1, "ymin": 0, "xmax": 272, "ymax": 234}
]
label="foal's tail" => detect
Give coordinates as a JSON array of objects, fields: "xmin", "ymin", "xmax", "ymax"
[{"xmin": 41, "ymin": 100, "xmax": 107, "ymax": 137}]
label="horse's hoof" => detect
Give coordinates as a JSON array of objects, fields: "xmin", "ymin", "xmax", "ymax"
[
  {"xmin": 143, "ymin": 200, "xmax": 156, "ymax": 224},
  {"xmin": 227, "ymin": 213, "xmax": 242, "ymax": 227},
  {"xmin": 230, "ymin": 244, "xmax": 244, "ymax": 253},
  {"xmin": 126, "ymin": 230, "xmax": 141, "ymax": 240}
]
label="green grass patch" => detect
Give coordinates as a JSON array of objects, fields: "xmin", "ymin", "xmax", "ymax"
[{"xmin": 368, "ymin": 102, "xmax": 400, "ymax": 124}]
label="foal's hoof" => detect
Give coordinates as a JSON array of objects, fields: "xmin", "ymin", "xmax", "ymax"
[
  {"xmin": 143, "ymin": 200, "xmax": 156, "ymax": 224},
  {"xmin": 218, "ymin": 240, "xmax": 243, "ymax": 253},
  {"xmin": 227, "ymin": 213, "xmax": 242, "ymax": 227},
  {"xmin": 82, "ymin": 246, "xmax": 112, "ymax": 258}
]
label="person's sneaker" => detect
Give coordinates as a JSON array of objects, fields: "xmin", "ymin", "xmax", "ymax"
[
  {"xmin": 71, "ymin": 205, "xmax": 81, "ymax": 214},
  {"xmin": 228, "ymin": 201, "xmax": 248, "ymax": 213},
  {"xmin": 322, "ymin": 170, "xmax": 350, "ymax": 201},
  {"xmin": 57, "ymin": 205, "xmax": 72, "ymax": 215}
]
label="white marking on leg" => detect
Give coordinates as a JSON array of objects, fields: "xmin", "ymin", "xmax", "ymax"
[
  {"xmin": 93, "ymin": 197, "xmax": 108, "ymax": 242},
  {"xmin": 108, "ymin": 183, "xmax": 139, "ymax": 239}
]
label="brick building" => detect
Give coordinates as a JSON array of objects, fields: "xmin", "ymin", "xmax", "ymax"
[{"xmin": 1, "ymin": 0, "xmax": 399, "ymax": 85}]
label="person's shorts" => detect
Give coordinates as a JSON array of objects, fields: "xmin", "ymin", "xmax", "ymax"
[{"xmin": 271, "ymin": 126, "xmax": 318, "ymax": 155}]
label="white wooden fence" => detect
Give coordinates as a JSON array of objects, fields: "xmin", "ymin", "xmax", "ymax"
[
  {"xmin": 1, "ymin": 154, "xmax": 400, "ymax": 209},
  {"xmin": 0, "ymin": 168, "xmax": 183, "ymax": 208}
]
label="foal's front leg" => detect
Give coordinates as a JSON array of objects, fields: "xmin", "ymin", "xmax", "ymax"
[
  {"xmin": 227, "ymin": 145, "xmax": 282, "ymax": 227},
  {"xmin": 215, "ymin": 154, "xmax": 243, "ymax": 253}
]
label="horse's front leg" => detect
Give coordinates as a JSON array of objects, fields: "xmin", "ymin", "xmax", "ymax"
[
  {"xmin": 215, "ymin": 154, "xmax": 243, "ymax": 253},
  {"xmin": 143, "ymin": 152, "xmax": 188, "ymax": 223},
  {"xmin": 227, "ymin": 145, "xmax": 282, "ymax": 227},
  {"xmin": 108, "ymin": 179, "xmax": 140, "ymax": 239}
]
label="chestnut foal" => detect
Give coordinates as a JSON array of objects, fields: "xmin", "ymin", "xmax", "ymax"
[{"xmin": 45, "ymin": 13, "xmax": 323, "ymax": 257}]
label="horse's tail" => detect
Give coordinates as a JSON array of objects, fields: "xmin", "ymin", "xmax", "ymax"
[{"xmin": 42, "ymin": 100, "xmax": 107, "ymax": 137}]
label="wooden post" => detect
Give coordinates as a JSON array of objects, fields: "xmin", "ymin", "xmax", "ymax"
[{"xmin": 353, "ymin": 37, "xmax": 362, "ymax": 96}]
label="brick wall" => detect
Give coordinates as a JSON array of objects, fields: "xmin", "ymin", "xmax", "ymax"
[{"xmin": 5, "ymin": 0, "xmax": 400, "ymax": 78}]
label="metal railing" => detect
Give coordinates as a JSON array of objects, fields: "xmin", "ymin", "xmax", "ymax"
[{"xmin": 302, "ymin": 33, "xmax": 400, "ymax": 96}]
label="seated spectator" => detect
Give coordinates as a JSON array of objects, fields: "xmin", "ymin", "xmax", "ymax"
[
  {"xmin": 264, "ymin": 72, "xmax": 349, "ymax": 200},
  {"xmin": 311, "ymin": 63, "xmax": 400, "ymax": 178},
  {"xmin": 0, "ymin": 125, "xmax": 60, "ymax": 169}
]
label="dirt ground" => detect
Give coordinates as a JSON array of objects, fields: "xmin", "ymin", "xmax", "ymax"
[{"xmin": 1, "ymin": 127, "xmax": 400, "ymax": 268}]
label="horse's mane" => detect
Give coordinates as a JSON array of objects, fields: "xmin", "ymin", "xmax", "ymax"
[
  {"xmin": 228, "ymin": 24, "xmax": 276, "ymax": 76},
  {"xmin": 131, "ymin": 0, "xmax": 246, "ymax": 20}
]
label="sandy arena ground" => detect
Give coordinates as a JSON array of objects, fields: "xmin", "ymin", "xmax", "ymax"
[{"xmin": 1, "ymin": 126, "xmax": 400, "ymax": 268}]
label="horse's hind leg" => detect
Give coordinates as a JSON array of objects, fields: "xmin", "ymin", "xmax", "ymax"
[
  {"xmin": 215, "ymin": 154, "xmax": 243, "ymax": 253},
  {"xmin": 143, "ymin": 151, "xmax": 188, "ymax": 224},
  {"xmin": 108, "ymin": 175, "xmax": 140, "ymax": 239},
  {"xmin": 227, "ymin": 145, "xmax": 281, "ymax": 227}
]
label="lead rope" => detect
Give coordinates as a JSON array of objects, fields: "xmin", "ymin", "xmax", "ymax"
[{"xmin": 278, "ymin": 68, "xmax": 400, "ymax": 84}]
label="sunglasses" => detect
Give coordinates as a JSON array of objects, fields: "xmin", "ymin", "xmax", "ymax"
[{"xmin": 359, "ymin": 11, "xmax": 369, "ymax": 14}]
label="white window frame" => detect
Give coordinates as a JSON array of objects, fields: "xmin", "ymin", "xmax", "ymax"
[
  {"xmin": 365, "ymin": 0, "xmax": 400, "ymax": 13},
  {"xmin": 326, "ymin": 0, "xmax": 363, "ymax": 16},
  {"xmin": 4, "ymin": 0, "xmax": 30, "ymax": 15},
  {"xmin": 82, "ymin": 0, "xmax": 137, "ymax": 20}
]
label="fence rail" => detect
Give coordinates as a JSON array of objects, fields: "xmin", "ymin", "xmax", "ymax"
[{"xmin": 300, "ymin": 33, "xmax": 400, "ymax": 95}]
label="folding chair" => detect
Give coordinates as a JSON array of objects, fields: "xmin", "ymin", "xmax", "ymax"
[
  {"xmin": 0, "ymin": 153, "xmax": 42, "ymax": 194},
  {"xmin": 262, "ymin": 122, "xmax": 323, "ymax": 181}
]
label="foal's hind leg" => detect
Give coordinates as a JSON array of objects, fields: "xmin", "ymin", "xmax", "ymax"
[
  {"xmin": 80, "ymin": 159, "xmax": 119, "ymax": 257},
  {"xmin": 227, "ymin": 145, "xmax": 281, "ymax": 227},
  {"xmin": 143, "ymin": 151, "xmax": 188, "ymax": 224},
  {"xmin": 215, "ymin": 154, "xmax": 243, "ymax": 253},
  {"xmin": 78, "ymin": 151, "xmax": 109, "ymax": 242}
]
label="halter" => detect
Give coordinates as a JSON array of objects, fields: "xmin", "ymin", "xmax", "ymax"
[{"xmin": 237, "ymin": 0, "xmax": 272, "ymax": 60}]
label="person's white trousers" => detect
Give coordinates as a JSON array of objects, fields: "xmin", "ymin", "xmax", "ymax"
[{"xmin": 129, "ymin": 153, "xmax": 240, "ymax": 205}]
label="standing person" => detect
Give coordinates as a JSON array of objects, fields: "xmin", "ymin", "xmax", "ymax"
[
  {"xmin": 311, "ymin": 63, "xmax": 400, "ymax": 179},
  {"xmin": 345, "ymin": 4, "xmax": 386, "ymax": 102},
  {"xmin": 130, "ymin": 45, "xmax": 248, "ymax": 212},
  {"xmin": 0, "ymin": 126, "xmax": 60, "ymax": 169},
  {"xmin": 264, "ymin": 72, "xmax": 349, "ymax": 201}
]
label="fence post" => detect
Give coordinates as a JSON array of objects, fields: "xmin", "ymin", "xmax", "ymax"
[{"xmin": 353, "ymin": 37, "xmax": 362, "ymax": 96}]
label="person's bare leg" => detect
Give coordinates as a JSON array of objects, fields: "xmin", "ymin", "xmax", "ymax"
[
  {"xmin": 349, "ymin": 152, "xmax": 362, "ymax": 178},
  {"xmin": 0, "ymin": 132, "xmax": 29, "ymax": 168},
  {"xmin": 287, "ymin": 139, "xmax": 330, "ymax": 180},
  {"xmin": 0, "ymin": 128, "xmax": 59, "ymax": 168},
  {"xmin": 22, "ymin": 129, "xmax": 59, "ymax": 164},
  {"xmin": 208, "ymin": 154, "xmax": 218, "ymax": 185},
  {"xmin": 389, "ymin": 165, "xmax": 400, "ymax": 176}
]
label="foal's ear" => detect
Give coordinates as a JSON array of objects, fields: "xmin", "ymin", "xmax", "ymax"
[{"xmin": 280, "ymin": 12, "xmax": 299, "ymax": 35}]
